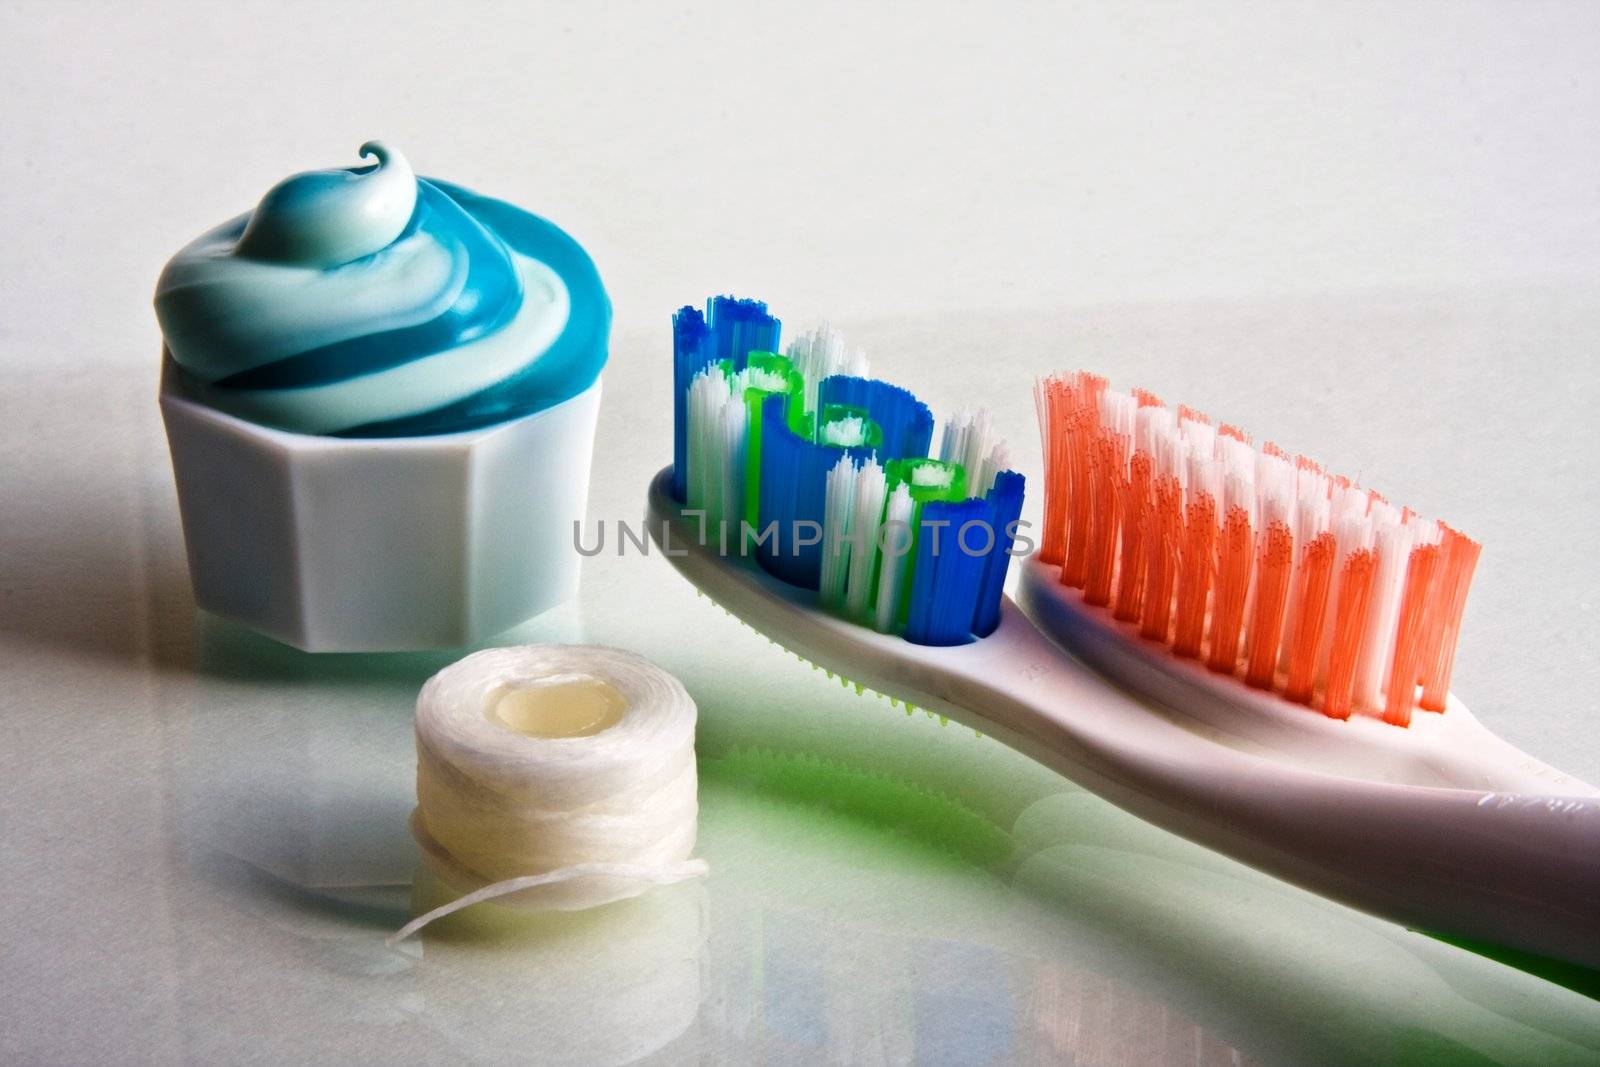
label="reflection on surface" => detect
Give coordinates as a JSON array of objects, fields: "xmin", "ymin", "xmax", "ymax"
[
  {"xmin": 1009, "ymin": 794, "xmax": 1600, "ymax": 1066},
  {"xmin": 686, "ymin": 758, "xmax": 1262, "ymax": 1065},
  {"xmin": 10, "ymin": 354, "xmax": 1600, "ymax": 1065},
  {"xmin": 405, "ymin": 873, "xmax": 708, "ymax": 1066},
  {"xmin": 1030, "ymin": 965, "xmax": 1253, "ymax": 1065},
  {"xmin": 160, "ymin": 613, "xmax": 1600, "ymax": 1066},
  {"xmin": 694, "ymin": 746, "xmax": 1600, "ymax": 1066}
]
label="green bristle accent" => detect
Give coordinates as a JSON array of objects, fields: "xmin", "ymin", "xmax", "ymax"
[
  {"xmin": 740, "ymin": 352, "xmax": 805, "ymax": 539},
  {"xmin": 884, "ymin": 457, "xmax": 968, "ymax": 630},
  {"xmin": 886, "ymin": 456, "xmax": 968, "ymax": 503}
]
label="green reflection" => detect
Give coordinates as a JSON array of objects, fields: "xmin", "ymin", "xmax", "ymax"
[
  {"xmin": 1425, "ymin": 933, "xmax": 1600, "ymax": 1005},
  {"xmin": 701, "ymin": 747, "xmax": 1014, "ymax": 872}
]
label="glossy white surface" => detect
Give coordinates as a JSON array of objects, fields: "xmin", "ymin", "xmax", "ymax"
[{"xmin": 3, "ymin": 3, "xmax": 1600, "ymax": 1064}]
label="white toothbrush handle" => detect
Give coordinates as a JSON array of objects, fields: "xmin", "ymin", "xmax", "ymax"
[{"xmin": 943, "ymin": 609, "xmax": 1600, "ymax": 969}]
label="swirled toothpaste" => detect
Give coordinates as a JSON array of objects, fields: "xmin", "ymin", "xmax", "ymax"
[
  {"xmin": 154, "ymin": 143, "xmax": 610, "ymax": 651},
  {"xmin": 155, "ymin": 142, "xmax": 609, "ymax": 437}
]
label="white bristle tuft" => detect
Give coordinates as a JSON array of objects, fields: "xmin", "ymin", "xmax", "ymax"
[
  {"xmin": 979, "ymin": 441, "xmax": 1011, "ymax": 498},
  {"xmin": 1180, "ymin": 416, "xmax": 1217, "ymax": 459},
  {"xmin": 820, "ymin": 456, "xmax": 858, "ymax": 611},
  {"xmin": 1353, "ymin": 512, "xmax": 1414, "ymax": 710},
  {"xmin": 1331, "ymin": 481, "xmax": 1371, "ymax": 519},
  {"xmin": 1220, "ymin": 439, "xmax": 1256, "ymax": 519},
  {"xmin": 1256, "ymin": 453, "xmax": 1295, "ymax": 529},
  {"xmin": 1156, "ymin": 431, "xmax": 1182, "ymax": 483},
  {"xmin": 938, "ymin": 407, "xmax": 1008, "ymax": 497},
  {"xmin": 873, "ymin": 483, "xmax": 915, "ymax": 633},
  {"xmin": 1136, "ymin": 405, "xmax": 1172, "ymax": 459},
  {"xmin": 740, "ymin": 364, "xmax": 790, "ymax": 395},
  {"xmin": 1185, "ymin": 447, "xmax": 1220, "ymax": 506},
  {"xmin": 844, "ymin": 457, "xmax": 888, "ymax": 621},
  {"xmin": 1218, "ymin": 434, "xmax": 1255, "ymax": 475},
  {"xmin": 820, "ymin": 416, "xmax": 871, "ymax": 448},
  {"xmin": 685, "ymin": 368, "xmax": 746, "ymax": 534},
  {"xmin": 786, "ymin": 325, "xmax": 869, "ymax": 418},
  {"xmin": 1099, "ymin": 390, "xmax": 1137, "ymax": 441}
]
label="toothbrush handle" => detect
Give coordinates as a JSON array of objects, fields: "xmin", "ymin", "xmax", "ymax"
[{"xmin": 939, "ymin": 611, "xmax": 1600, "ymax": 970}]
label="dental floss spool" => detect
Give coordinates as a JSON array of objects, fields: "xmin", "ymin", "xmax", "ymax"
[{"xmin": 391, "ymin": 645, "xmax": 706, "ymax": 942}]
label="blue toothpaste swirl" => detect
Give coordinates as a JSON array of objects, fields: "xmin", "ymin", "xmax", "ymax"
[{"xmin": 154, "ymin": 142, "xmax": 609, "ymax": 437}]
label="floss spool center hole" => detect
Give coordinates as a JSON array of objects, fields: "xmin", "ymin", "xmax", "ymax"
[{"xmin": 489, "ymin": 676, "xmax": 627, "ymax": 739}]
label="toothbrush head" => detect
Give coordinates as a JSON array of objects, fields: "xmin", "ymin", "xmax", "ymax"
[
  {"xmin": 671, "ymin": 296, "xmax": 1025, "ymax": 647},
  {"xmin": 1034, "ymin": 371, "xmax": 1481, "ymax": 727}
]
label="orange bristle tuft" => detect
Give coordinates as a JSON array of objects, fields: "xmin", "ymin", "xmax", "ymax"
[
  {"xmin": 1384, "ymin": 543, "xmax": 1441, "ymax": 727},
  {"xmin": 1244, "ymin": 520, "xmax": 1294, "ymax": 687},
  {"xmin": 1323, "ymin": 549, "xmax": 1376, "ymax": 719},
  {"xmin": 1140, "ymin": 475, "xmax": 1183, "ymax": 643},
  {"xmin": 1171, "ymin": 493, "xmax": 1217, "ymax": 658},
  {"xmin": 1112, "ymin": 451, "xmax": 1153, "ymax": 622},
  {"xmin": 1083, "ymin": 433, "xmax": 1123, "ymax": 606},
  {"xmin": 1283, "ymin": 532, "xmax": 1336, "ymax": 705},
  {"xmin": 1034, "ymin": 373, "xmax": 1107, "ymax": 569},
  {"xmin": 1034, "ymin": 378, "xmax": 1071, "ymax": 566},
  {"xmin": 1206, "ymin": 505, "xmax": 1254, "ymax": 674},
  {"xmin": 1061, "ymin": 407, "xmax": 1100, "ymax": 588},
  {"xmin": 1417, "ymin": 527, "xmax": 1482, "ymax": 712},
  {"xmin": 1034, "ymin": 372, "xmax": 1480, "ymax": 728},
  {"xmin": 1059, "ymin": 405, "xmax": 1088, "ymax": 584}
]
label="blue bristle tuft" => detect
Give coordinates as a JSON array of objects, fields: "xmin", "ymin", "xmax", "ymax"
[
  {"xmin": 972, "ymin": 470, "xmax": 1025, "ymax": 637},
  {"xmin": 706, "ymin": 295, "xmax": 781, "ymax": 371},
  {"xmin": 671, "ymin": 305, "xmax": 711, "ymax": 502},
  {"xmin": 905, "ymin": 498, "xmax": 992, "ymax": 646},
  {"xmin": 818, "ymin": 375, "xmax": 933, "ymax": 460},
  {"xmin": 755, "ymin": 394, "xmax": 873, "ymax": 589},
  {"xmin": 671, "ymin": 297, "xmax": 781, "ymax": 502}
]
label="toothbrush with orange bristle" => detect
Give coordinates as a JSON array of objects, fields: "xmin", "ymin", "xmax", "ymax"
[
  {"xmin": 1034, "ymin": 371, "xmax": 1480, "ymax": 729},
  {"xmin": 648, "ymin": 297, "xmax": 1600, "ymax": 971}
]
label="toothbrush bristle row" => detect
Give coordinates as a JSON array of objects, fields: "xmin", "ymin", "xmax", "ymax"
[
  {"xmin": 1035, "ymin": 372, "xmax": 1481, "ymax": 726},
  {"xmin": 672, "ymin": 296, "xmax": 1026, "ymax": 647}
]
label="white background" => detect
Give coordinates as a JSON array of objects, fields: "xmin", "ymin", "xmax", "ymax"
[{"xmin": 3, "ymin": 3, "xmax": 1599, "ymax": 1064}]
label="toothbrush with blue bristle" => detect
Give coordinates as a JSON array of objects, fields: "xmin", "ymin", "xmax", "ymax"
[
  {"xmin": 648, "ymin": 294, "xmax": 1600, "ymax": 973},
  {"xmin": 672, "ymin": 296, "xmax": 1024, "ymax": 647}
]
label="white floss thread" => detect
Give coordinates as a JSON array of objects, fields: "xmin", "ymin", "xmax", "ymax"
[{"xmin": 390, "ymin": 645, "xmax": 707, "ymax": 942}]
